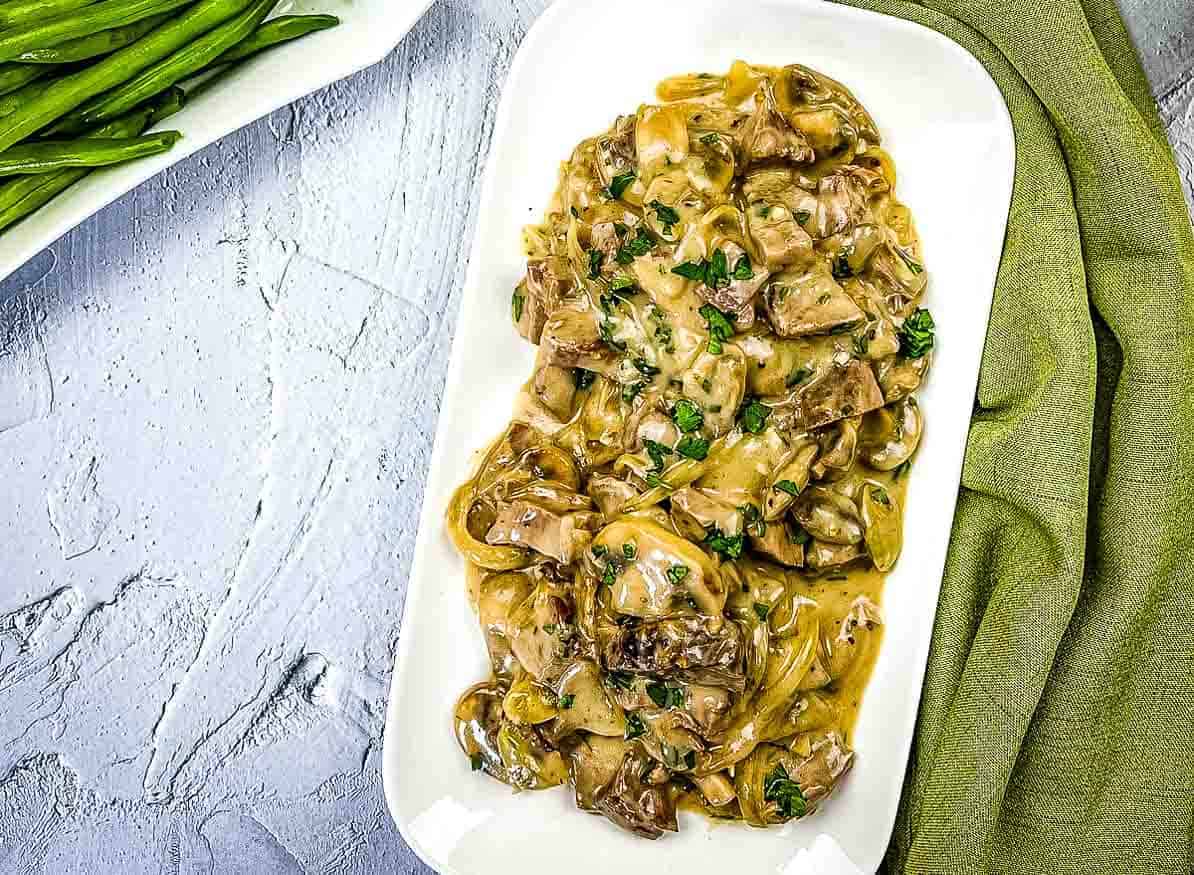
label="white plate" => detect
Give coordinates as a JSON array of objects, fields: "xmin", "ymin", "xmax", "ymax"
[
  {"xmin": 0, "ymin": 0, "xmax": 433, "ymax": 280},
  {"xmin": 383, "ymin": 0, "xmax": 1014, "ymax": 872}
]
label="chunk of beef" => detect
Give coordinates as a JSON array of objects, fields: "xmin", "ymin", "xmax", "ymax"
[
  {"xmin": 747, "ymin": 203, "xmax": 813, "ymax": 270},
  {"xmin": 516, "ymin": 256, "xmax": 575, "ymax": 343},
  {"xmin": 696, "ymin": 241, "xmax": 768, "ymax": 329},
  {"xmin": 594, "ymin": 115, "xmax": 636, "ymax": 188},
  {"xmin": 539, "ymin": 304, "xmax": 617, "ymax": 374},
  {"xmin": 765, "ymin": 268, "xmax": 864, "ymax": 337},
  {"xmin": 603, "ymin": 617, "xmax": 746, "ymax": 692},
  {"xmin": 790, "ymin": 360, "xmax": 884, "ymax": 431},
  {"xmin": 790, "ymin": 731, "xmax": 854, "ymax": 812},
  {"xmin": 817, "ymin": 165, "xmax": 888, "ymax": 237},
  {"xmin": 739, "ymin": 82, "xmax": 815, "ymax": 166},
  {"xmin": 594, "ymin": 747, "xmax": 678, "ymax": 839}
]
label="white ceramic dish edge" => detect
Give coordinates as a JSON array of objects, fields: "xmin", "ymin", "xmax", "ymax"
[
  {"xmin": 383, "ymin": 1, "xmax": 1015, "ymax": 872},
  {"xmin": 0, "ymin": 0, "xmax": 434, "ymax": 282}
]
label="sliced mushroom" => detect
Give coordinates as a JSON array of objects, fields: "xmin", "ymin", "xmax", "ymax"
[
  {"xmin": 811, "ymin": 416, "xmax": 860, "ymax": 480},
  {"xmin": 681, "ymin": 344, "xmax": 748, "ymax": 438},
  {"xmin": 764, "ymin": 441, "xmax": 819, "ymax": 520},
  {"xmin": 552, "ymin": 659, "xmax": 627, "ymax": 737},
  {"xmin": 531, "ymin": 358, "xmax": 578, "ymax": 422},
  {"xmin": 587, "ymin": 473, "xmax": 640, "ymax": 520},
  {"xmin": 805, "ymin": 540, "xmax": 864, "ymax": 572},
  {"xmin": 639, "ymin": 707, "xmax": 706, "ymax": 771},
  {"xmin": 670, "ymin": 487, "xmax": 744, "ymax": 541},
  {"xmin": 875, "ymin": 353, "xmax": 930, "ymax": 403},
  {"xmin": 636, "ymin": 104, "xmax": 690, "ymax": 178},
  {"xmin": 792, "ymin": 487, "xmax": 863, "ymax": 545},
  {"xmin": 454, "ymin": 681, "xmax": 509, "ymax": 781},
  {"xmin": 497, "ymin": 721, "xmax": 569, "ymax": 790},
  {"xmin": 477, "ymin": 571, "xmax": 535, "ymax": 679},
  {"xmin": 594, "ymin": 518, "xmax": 726, "ymax": 618},
  {"xmin": 823, "ymin": 596, "xmax": 881, "ymax": 680},
  {"xmin": 485, "ymin": 501, "xmax": 601, "ymax": 564},
  {"xmin": 693, "ymin": 772, "xmax": 737, "ymax": 807},
  {"xmin": 687, "ymin": 683, "xmax": 734, "ymax": 739},
  {"xmin": 504, "ymin": 672, "xmax": 562, "ymax": 725},
  {"xmin": 858, "ymin": 398, "xmax": 922, "ymax": 470},
  {"xmin": 502, "ymin": 480, "xmax": 594, "ymax": 515},
  {"xmin": 778, "ymin": 63, "xmax": 880, "ymax": 145},
  {"xmin": 787, "ymin": 730, "xmax": 854, "ymax": 812},
  {"xmin": 507, "ymin": 585, "xmax": 571, "ymax": 680}
]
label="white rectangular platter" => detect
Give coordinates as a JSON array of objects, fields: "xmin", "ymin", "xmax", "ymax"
[
  {"xmin": 0, "ymin": 0, "xmax": 434, "ymax": 281},
  {"xmin": 383, "ymin": 1, "xmax": 1015, "ymax": 872}
]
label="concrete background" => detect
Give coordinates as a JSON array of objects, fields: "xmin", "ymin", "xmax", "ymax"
[{"xmin": 0, "ymin": 1, "xmax": 1189, "ymax": 872}]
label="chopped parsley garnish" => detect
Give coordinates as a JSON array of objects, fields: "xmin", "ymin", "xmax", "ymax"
[
  {"xmin": 633, "ymin": 357, "xmax": 661, "ymax": 378},
  {"xmin": 871, "ymin": 485, "xmax": 892, "ymax": 506},
  {"xmin": 600, "ymin": 555, "xmax": 622, "ymax": 587},
  {"xmin": 893, "ymin": 459, "xmax": 912, "ymax": 480},
  {"xmin": 609, "ymin": 274, "xmax": 636, "ymax": 291},
  {"xmin": 588, "ymin": 249, "xmax": 603, "ymax": 279},
  {"xmin": 666, "ymin": 564, "xmax": 690, "ymax": 585},
  {"xmin": 616, "ymin": 227, "xmax": 654, "ymax": 264},
  {"xmin": 574, "ymin": 368, "xmax": 597, "ymax": 390},
  {"xmin": 623, "ymin": 541, "xmax": 637, "ymax": 560},
  {"xmin": 558, "ymin": 693, "xmax": 575, "ymax": 710},
  {"xmin": 470, "ymin": 753, "xmax": 483, "ymax": 771},
  {"xmin": 599, "ymin": 319, "xmax": 625, "ymax": 352},
  {"xmin": 832, "ymin": 254, "xmax": 854, "ymax": 280},
  {"xmin": 737, "ymin": 397, "xmax": 771, "ymax": 434},
  {"xmin": 852, "ymin": 332, "xmax": 869, "ymax": 357},
  {"xmin": 794, "ymin": 209, "xmax": 811, "ymax": 226},
  {"xmin": 644, "ymin": 473, "xmax": 666, "ymax": 488},
  {"xmin": 753, "ymin": 602, "xmax": 770, "ymax": 621},
  {"xmin": 732, "ymin": 254, "xmax": 754, "ymax": 280},
  {"xmin": 675, "ymin": 434, "xmax": 709, "ymax": 460},
  {"xmin": 684, "ymin": 750, "xmax": 697, "ymax": 770},
  {"xmin": 700, "ymin": 132, "xmax": 720, "ymax": 146},
  {"xmin": 786, "ymin": 366, "xmax": 812, "ymax": 388},
  {"xmin": 624, "ymin": 712, "xmax": 647, "ymax": 740},
  {"xmin": 741, "ymin": 503, "xmax": 766, "ymax": 537},
  {"xmin": 511, "ymin": 290, "xmax": 524, "ymax": 323},
  {"xmin": 570, "ymin": 206, "xmax": 580, "ymax": 219},
  {"xmin": 650, "ymin": 200, "xmax": 681, "ymax": 236},
  {"xmin": 643, "ymin": 439, "xmax": 673, "ymax": 472},
  {"xmin": 646, "ymin": 682, "xmax": 686, "ymax": 709},
  {"xmin": 699, "ymin": 303, "xmax": 735, "ymax": 355},
  {"xmin": 672, "ymin": 398, "xmax": 704, "ymax": 433},
  {"xmin": 899, "ymin": 308, "xmax": 935, "ymax": 358},
  {"xmin": 763, "ymin": 763, "xmax": 807, "ymax": 819},
  {"xmin": 896, "ymin": 246, "xmax": 924, "ymax": 274},
  {"xmin": 607, "ymin": 171, "xmax": 636, "ymax": 200},
  {"xmin": 705, "ymin": 528, "xmax": 744, "ymax": 560},
  {"xmin": 773, "ymin": 479, "xmax": 801, "ymax": 497},
  {"xmin": 671, "ymin": 247, "xmax": 731, "ymax": 289}
]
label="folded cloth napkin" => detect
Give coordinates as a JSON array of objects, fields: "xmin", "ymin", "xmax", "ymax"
[{"xmin": 830, "ymin": 1, "xmax": 1194, "ymax": 872}]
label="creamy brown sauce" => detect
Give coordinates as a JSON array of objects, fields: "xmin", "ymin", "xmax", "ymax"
[{"xmin": 445, "ymin": 60, "xmax": 932, "ymax": 840}]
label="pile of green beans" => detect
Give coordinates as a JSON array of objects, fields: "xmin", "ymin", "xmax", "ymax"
[{"xmin": 0, "ymin": 0, "xmax": 339, "ymax": 232}]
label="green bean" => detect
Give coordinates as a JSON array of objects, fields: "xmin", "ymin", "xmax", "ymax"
[
  {"xmin": 0, "ymin": 131, "xmax": 180, "ymax": 176},
  {"xmin": 64, "ymin": 0, "xmax": 276, "ymax": 130},
  {"xmin": 0, "ymin": 63, "xmax": 46, "ymax": 96},
  {"xmin": 146, "ymin": 85, "xmax": 185, "ymax": 126},
  {"xmin": 0, "ymin": 0, "xmax": 98, "ymax": 29},
  {"xmin": 214, "ymin": 14, "xmax": 340, "ymax": 66},
  {"xmin": 0, "ymin": 0, "xmax": 196, "ymax": 66},
  {"xmin": 0, "ymin": 0, "xmax": 256, "ymax": 152},
  {"xmin": 16, "ymin": 14, "xmax": 171, "ymax": 65},
  {"xmin": 0, "ymin": 75, "xmax": 57, "ymax": 119},
  {"xmin": 0, "ymin": 91, "xmax": 182, "ymax": 232}
]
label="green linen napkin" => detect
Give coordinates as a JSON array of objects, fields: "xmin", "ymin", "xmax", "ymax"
[{"xmin": 827, "ymin": 1, "xmax": 1194, "ymax": 872}]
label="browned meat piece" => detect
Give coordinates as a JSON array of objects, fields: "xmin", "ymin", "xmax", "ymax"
[
  {"xmin": 746, "ymin": 202, "xmax": 813, "ymax": 270},
  {"xmin": 516, "ymin": 256, "xmax": 575, "ymax": 343},
  {"xmin": 790, "ymin": 360, "xmax": 884, "ymax": 431},
  {"xmin": 539, "ymin": 304, "xmax": 617, "ymax": 374},
  {"xmin": 817, "ymin": 165, "xmax": 888, "ymax": 237},
  {"xmin": 790, "ymin": 731, "xmax": 854, "ymax": 812},
  {"xmin": 749, "ymin": 521, "xmax": 805, "ymax": 567},
  {"xmin": 587, "ymin": 473, "xmax": 639, "ymax": 520},
  {"xmin": 765, "ymin": 268, "xmax": 864, "ymax": 337},
  {"xmin": 594, "ymin": 115, "xmax": 636, "ymax": 188},
  {"xmin": 485, "ymin": 500, "xmax": 600, "ymax": 564},
  {"xmin": 603, "ymin": 617, "xmax": 746, "ymax": 692},
  {"xmin": 739, "ymin": 82, "xmax": 815, "ymax": 166},
  {"xmin": 594, "ymin": 747, "xmax": 678, "ymax": 839},
  {"xmin": 695, "ymin": 241, "xmax": 769, "ymax": 329}
]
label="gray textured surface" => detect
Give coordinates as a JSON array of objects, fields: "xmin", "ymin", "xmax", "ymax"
[{"xmin": 0, "ymin": 2, "xmax": 1189, "ymax": 872}]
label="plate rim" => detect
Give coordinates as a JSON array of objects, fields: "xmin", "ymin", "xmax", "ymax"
[{"xmin": 382, "ymin": 1, "xmax": 1015, "ymax": 872}]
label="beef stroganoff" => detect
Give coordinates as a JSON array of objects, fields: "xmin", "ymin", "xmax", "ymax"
[{"xmin": 447, "ymin": 60, "xmax": 934, "ymax": 839}]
